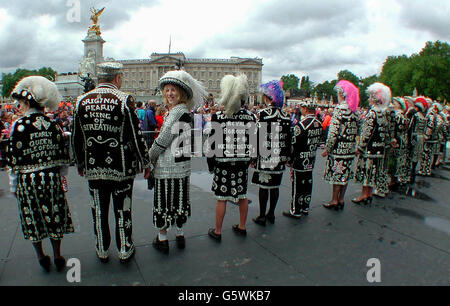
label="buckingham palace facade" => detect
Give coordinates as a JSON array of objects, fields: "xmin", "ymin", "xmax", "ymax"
[{"xmin": 117, "ymin": 52, "xmax": 263, "ymax": 104}]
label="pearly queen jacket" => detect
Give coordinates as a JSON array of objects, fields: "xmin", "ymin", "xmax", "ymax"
[
  {"xmin": 324, "ymin": 103, "xmax": 359, "ymax": 159},
  {"xmin": 205, "ymin": 108, "xmax": 257, "ymax": 170},
  {"xmin": 148, "ymin": 103, "xmax": 194, "ymax": 179},
  {"xmin": 357, "ymin": 107, "xmax": 390, "ymax": 159},
  {"xmin": 254, "ymin": 107, "xmax": 291, "ymax": 174},
  {"xmin": 71, "ymin": 83, "xmax": 151, "ymax": 181},
  {"xmin": 392, "ymin": 109, "xmax": 410, "ymax": 149},
  {"xmin": 6, "ymin": 110, "xmax": 70, "ymax": 192}
]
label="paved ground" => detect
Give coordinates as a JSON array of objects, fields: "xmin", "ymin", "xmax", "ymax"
[{"xmin": 0, "ymin": 150, "xmax": 449, "ymax": 286}]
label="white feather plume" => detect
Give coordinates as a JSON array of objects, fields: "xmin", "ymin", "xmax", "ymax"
[
  {"xmin": 12, "ymin": 76, "xmax": 61, "ymax": 111},
  {"xmin": 366, "ymin": 82, "xmax": 391, "ymax": 110},
  {"xmin": 218, "ymin": 74, "xmax": 249, "ymax": 117}
]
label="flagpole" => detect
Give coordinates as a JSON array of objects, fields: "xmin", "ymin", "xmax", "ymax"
[{"xmin": 169, "ymin": 35, "xmax": 171, "ymax": 54}]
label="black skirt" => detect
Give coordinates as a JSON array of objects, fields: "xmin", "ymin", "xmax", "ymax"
[
  {"xmin": 251, "ymin": 171, "xmax": 283, "ymax": 189},
  {"xmin": 211, "ymin": 161, "xmax": 250, "ymax": 203},
  {"xmin": 323, "ymin": 155, "xmax": 355, "ymax": 185},
  {"xmin": 153, "ymin": 177, "xmax": 191, "ymax": 229},
  {"xmin": 16, "ymin": 169, "xmax": 74, "ymax": 242}
]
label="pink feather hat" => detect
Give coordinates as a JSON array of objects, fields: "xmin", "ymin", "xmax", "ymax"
[{"xmin": 334, "ymin": 80, "xmax": 360, "ymax": 113}]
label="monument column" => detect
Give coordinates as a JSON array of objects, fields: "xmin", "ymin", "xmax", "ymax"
[
  {"xmin": 79, "ymin": 7, "xmax": 106, "ymax": 84},
  {"xmin": 82, "ymin": 32, "xmax": 105, "ymax": 71}
]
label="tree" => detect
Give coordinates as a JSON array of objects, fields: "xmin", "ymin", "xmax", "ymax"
[
  {"xmin": 415, "ymin": 41, "xmax": 449, "ymax": 101},
  {"xmin": 300, "ymin": 75, "xmax": 314, "ymax": 97},
  {"xmin": 2, "ymin": 67, "xmax": 58, "ymax": 97},
  {"xmin": 379, "ymin": 55, "xmax": 413, "ymax": 97},
  {"xmin": 337, "ymin": 70, "xmax": 360, "ymax": 87},
  {"xmin": 379, "ymin": 41, "xmax": 450, "ymax": 101},
  {"xmin": 281, "ymin": 74, "xmax": 300, "ymax": 98},
  {"xmin": 281, "ymin": 74, "xmax": 300, "ymax": 92},
  {"xmin": 359, "ymin": 74, "xmax": 379, "ymax": 107},
  {"xmin": 313, "ymin": 80, "xmax": 337, "ymax": 103}
]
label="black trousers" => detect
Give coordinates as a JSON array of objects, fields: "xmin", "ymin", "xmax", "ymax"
[
  {"xmin": 88, "ymin": 179, "xmax": 135, "ymax": 260},
  {"xmin": 290, "ymin": 170, "xmax": 313, "ymax": 215}
]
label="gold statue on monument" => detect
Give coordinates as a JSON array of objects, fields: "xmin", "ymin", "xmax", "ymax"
[{"xmin": 89, "ymin": 7, "xmax": 105, "ymax": 36}]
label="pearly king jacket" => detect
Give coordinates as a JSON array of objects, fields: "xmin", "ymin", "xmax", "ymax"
[
  {"xmin": 148, "ymin": 103, "xmax": 194, "ymax": 179},
  {"xmin": 72, "ymin": 83, "xmax": 151, "ymax": 181},
  {"xmin": 290, "ymin": 114, "xmax": 323, "ymax": 172}
]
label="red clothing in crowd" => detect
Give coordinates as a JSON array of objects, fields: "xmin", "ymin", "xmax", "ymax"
[
  {"xmin": 322, "ymin": 114, "xmax": 331, "ymax": 131},
  {"xmin": 155, "ymin": 115, "xmax": 164, "ymax": 139}
]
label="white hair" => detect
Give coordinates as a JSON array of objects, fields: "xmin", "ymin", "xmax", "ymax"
[{"xmin": 366, "ymin": 82, "xmax": 391, "ymax": 110}]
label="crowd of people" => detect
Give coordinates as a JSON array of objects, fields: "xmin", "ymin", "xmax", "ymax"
[{"xmin": 2, "ymin": 62, "xmax": 449, "ymax": 272}]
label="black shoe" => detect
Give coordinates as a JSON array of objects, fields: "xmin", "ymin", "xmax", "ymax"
[
  {"xmin": 232, "ymin": 224, "xmax": 247, "ymax": 236},
  {"xmin": 366, "ymin": 197, "xmax": 373, "ymax": 205},
  {"xmin": 282, "ymin": 211, "xmax": 302, "ymax": 219},
  {"xmin": 176, "ymin": 236, "xmax": 186, "ymax": 249},
  {"xmin": 208, "ymin": 228, "xmax": 221, "ymax": 242},
  {"xmin": 352, "ymin": 197, "xmax": 368, "ymax": 205},
  {"xmin": 54, "ymin": 256, "xmax": 66, "ymax": 272},
  {"xmin": 252, "ymin": 216, "xmax": 266, "ymax": 226},
  {"xmin": 38, "ymin": 255, "xmax": 51, "ymax": 272},
  {"xmin": 120, "ymin": 249, "xmax": 136, "ymax": 264},
  {"xmin": 323, "ymin": 202, "xmax": 340, "ymax": 210},
  {"xmin": 153, "ymin": 236, "xmax": 169, "ymax": 254},
  {"xmin": 337, "ymin": 202, "xmax": 345, "ymax": 210},
  {"xmin": 265, "ymin": 214, "xmax": 275, "ymax": 224}
]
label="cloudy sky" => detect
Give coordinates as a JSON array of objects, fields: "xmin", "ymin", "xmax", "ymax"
[{"xmin": 0, "ymin": 0, "xmax": 449, "ymax": 84}]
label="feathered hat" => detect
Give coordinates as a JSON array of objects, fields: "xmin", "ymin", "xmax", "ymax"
[
  {"xmin": 11, "ymin": 75, "xmax": 62, "ymax": 111},
  {"xmin": 366, "ymin": 82, "xmax": 392, "ymax": 110},
  {"xmin": 334, "ymin": 80, "xmax": 360, "ymax": 113},
  {"xmin": 159, "ymin": 70, "xmax": 208, "ymax": 110},
  {"xmin": 259, "ymin": 80, "xmax": 284, "ymax": 108},
  {"xmin": 414, "ymin": 97, "xmax": 428, "ymax": 112},
  {"xmin": 218, "ymin": 74, "xmax": 249, "ymax": 117},
  {"xmin": 393, "ymin": 97, "xmax": 408, "ymax": 112}
]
